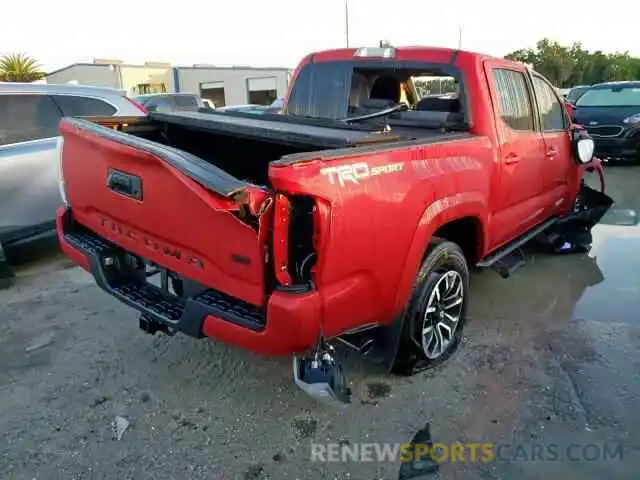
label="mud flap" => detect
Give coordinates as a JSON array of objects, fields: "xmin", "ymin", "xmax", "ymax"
[{"xmin": 531, "ymin": 184, "xmax": 613, "ymax": 254}]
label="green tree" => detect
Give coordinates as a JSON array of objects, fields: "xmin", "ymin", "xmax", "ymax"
[
  {"xmin": 506, "ymin": 39, "xmax": 577, "ymax": 86},
  {"xmin": 0, "ymin": 53, "xmax": 45, "ymax": 82},
  {"xmin": 505, "ymin": 39, "xmax": 640, "ymax": 87}
]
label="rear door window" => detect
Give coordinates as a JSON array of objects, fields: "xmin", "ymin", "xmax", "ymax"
[
  {"xmin": 52, "ymin": 95, "xmax": 117, "ymax": 116},
  {"xmin": 532, "ymin": 76, "xmax": 567, "ymax": 131},
  {"xmin": 0, "ymin": 94, "xmax": 63, "ymax": 146},
  {"xmin": 491, "ymin": 69, "xmax": 535, "ymax": 132},
  {"xmin": 286, "ymin": 62, "xmax": 352, "ymax": 119}
]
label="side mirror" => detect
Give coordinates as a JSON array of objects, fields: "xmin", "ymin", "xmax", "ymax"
[{"xmin": 571, "ymin": 126, "xmax": 595, "ymax": 164}]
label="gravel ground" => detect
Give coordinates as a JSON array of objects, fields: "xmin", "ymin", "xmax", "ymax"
[{"xmin": 1, "ymin": 166, "xmax": 640, "ymax": 480}]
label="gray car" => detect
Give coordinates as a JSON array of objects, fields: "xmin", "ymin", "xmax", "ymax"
[
  {"xmin": 132, "ymin": 93, "xmax": 204, "ymax": 113},
  {"xmin": 0, "ymin": 82, "xmax": 146, "ymax": 281}
]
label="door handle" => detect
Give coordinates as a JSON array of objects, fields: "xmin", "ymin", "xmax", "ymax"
[
  {"xmin": 504, "ymin": 152, "xmax": 520, "ymax": 165},
  {"xmin": 546, "ymin": 147, "xmax": 559, "ymax": 158},
  {"xmin": 107, "ymin": 168, "xmax": 143, "ymax": 200}
]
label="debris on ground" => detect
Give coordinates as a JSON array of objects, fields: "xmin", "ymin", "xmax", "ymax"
[
  {"xmin": 398, "ymin": 423, "xmax": 439, "ymax": 479},
  {"xmin": 25, "ymin": 332, "xmax": 54, "ymax": 352},
  {"xmin": 112, "ymin": 416, "xmax": 130, "ymax": 441}
]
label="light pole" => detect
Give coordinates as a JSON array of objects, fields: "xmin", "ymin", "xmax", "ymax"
[{"xmin": 344, "ymin": 0, "xmax": 350, "ymax": 48}]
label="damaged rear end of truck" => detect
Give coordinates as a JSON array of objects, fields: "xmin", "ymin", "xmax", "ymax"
[
  {"xmin": 57, "ymin": 110, "xmax": 420, "ymax": 404},
  {"xmin": 59, "ymin": 113, "xmax": 336, "ymax": 343}
]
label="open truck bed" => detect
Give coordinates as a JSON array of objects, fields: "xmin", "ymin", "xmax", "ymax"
[{"xmin": 63, "ymin": 110, "xmax": 463, "ymax": 193}]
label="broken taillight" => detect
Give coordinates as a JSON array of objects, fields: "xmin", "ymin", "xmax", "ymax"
[{"xmin": 273, "ymin": 193, "xmax": 292, "ymax": 286}]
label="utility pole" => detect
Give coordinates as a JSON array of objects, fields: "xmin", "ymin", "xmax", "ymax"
[
  {"xmin": 345, "ymin": 0, "xmax": 350, "ymax": 48},
  {"xmin": 458, "ymin": 26, "xmax": 462, "ymax": 49}
]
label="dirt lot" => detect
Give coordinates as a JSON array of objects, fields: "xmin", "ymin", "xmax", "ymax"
[{"xmin": 2, "ymin": 166, "xmax": 640, "ymax": 480}]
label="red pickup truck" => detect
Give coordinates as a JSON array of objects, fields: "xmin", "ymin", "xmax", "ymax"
[{"xmin": 56, "ymin": 46, "xmax": 608, "ymax": 404}]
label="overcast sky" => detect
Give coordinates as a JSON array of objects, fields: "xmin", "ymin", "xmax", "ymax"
[{"xmin": 3, "ymin": 0, "xmax": 638, "ymax": 72}]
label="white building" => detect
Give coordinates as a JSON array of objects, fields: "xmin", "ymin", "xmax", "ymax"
[{"xmin": 45, "ymin": 59, "xmax": 291, "ymax": 107}]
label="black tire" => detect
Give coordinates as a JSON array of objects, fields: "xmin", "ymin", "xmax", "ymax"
[{"xmin": 391, "ymin": 238, "xmax": 469, "ymax": 375}]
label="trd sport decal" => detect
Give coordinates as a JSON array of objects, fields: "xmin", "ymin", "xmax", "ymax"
[{"xmin": 321, "ymin": 162, "xmax": 404, "ymax": 187}]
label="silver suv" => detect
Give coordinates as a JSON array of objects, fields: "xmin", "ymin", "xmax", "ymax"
[{"xmin": 0, "ymin": 82, "xmax": 146, "ymax": 281}]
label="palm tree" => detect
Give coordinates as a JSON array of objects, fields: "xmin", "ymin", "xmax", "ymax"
[{"xmin": 0, "ymin": 53, "xmax": 45, "ymax": 82}]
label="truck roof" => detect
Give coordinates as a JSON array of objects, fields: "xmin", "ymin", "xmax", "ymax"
[{"xmin": 302, "ymin": 46, "xmax": 511, "ymax": 66}]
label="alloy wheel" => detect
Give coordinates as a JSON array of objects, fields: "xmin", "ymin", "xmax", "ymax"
[{"xmin": 421, "ymin": 270, "xmax": 464, "ymax": 359}]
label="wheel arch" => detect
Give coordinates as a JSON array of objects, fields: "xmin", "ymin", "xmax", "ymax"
[{"xmin": 390, "ymin": 194, "xmax": 487, "ymax": 318}]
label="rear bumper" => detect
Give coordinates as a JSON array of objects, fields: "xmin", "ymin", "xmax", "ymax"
[
  {"xmin": 56, "ymin": 208, "xmax": 321, "ymax": 355},
  {"xmin": 593, "ymin": 136, "xmax": 640, "ymax": 161}
]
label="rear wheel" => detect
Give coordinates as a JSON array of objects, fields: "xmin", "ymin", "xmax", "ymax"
[{"xmin": 392, "ymin": 239, "xmax": 469, "ymax": 374}]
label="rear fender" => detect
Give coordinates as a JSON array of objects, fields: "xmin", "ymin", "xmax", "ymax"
[{"xmin": 390, "ymin": 193, "xmax": 487, "ymax": 318}]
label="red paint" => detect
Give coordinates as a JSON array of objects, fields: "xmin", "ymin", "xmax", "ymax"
[
  {"xmin": 201, "ymin": 289, "xmax": 322, "ymax": 355},
  {"xmin": 58, "ymin": 47, "xmax": 602, "ymax": 355},
  {"xmin": 272, "ymin": 193, "xmax": 292, "ymax": 286},
  {"xmin": 56, "ymin": 207, "xmax": 90, "ymax": 272}
]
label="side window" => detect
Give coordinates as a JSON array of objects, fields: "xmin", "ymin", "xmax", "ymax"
[
  {"xmin": 145, "ymin": 97, "xmax": 172, "ymax": 112},
  {"xmin": 52, "ymin": 95, "xmax": 117, "ymax": 116},
  {"xmin": 173, "ymin": 95, "xmax": 198, "ymax": 108},
  {"xmin": 491, "ymin": 69, "xmax": 535, "ymax": 132},
  {"xmin": 0, "ymin": 94, "xmax": 62, "ymax": 146},
  {"xmin": 532, "ymin": 76, "xmax": 567, "ymax": 131}
]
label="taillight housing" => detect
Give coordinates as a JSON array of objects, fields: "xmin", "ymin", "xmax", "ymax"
[
  {"xmin": 273, "ymin": 193, "xmax": 292, "ymax": 286},
  {"xmin": 124, "ymin": 96, "xmax": 149, "ymax": 114}
]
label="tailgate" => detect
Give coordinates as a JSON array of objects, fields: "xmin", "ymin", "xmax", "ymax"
[{"xmin": 59, "ymin": 117, "xmax": 273, "ymax": 307}]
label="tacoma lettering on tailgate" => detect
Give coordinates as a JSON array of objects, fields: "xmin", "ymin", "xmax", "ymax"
[{"xmin": 98, "ymin": 216, "xmax": 205, "ymax": 269}]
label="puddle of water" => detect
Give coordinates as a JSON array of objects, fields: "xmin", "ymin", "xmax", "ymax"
[{"xmin": 572, "ymin": 207, "xmax": 640, "ymax": 324}]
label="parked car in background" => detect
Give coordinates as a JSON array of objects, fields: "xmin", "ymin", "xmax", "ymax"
[
  {"xmin": 132, "ymin": 93, "xmax": 204, "ymax": 113},
  {"xmin": 269, "ymin": 97, "xmax": 284, "ymax": 112},
  {"xmin": 0, "ymin": 82, "xmax": 147, "ymax": 283},
  {"xmin": 566, "ymin": 85, "xmax": 591, "ymax": 104},
  {"xmin": 215, "ymin": 99, "xmax": 284, "ymax": 115},
  {"xmin": 214, "ymin": 104, "xmax": 273, "ymax": 114},
  {"xmin": 573, "ymin": 81, "xmax": 640, "ymax": 162}
]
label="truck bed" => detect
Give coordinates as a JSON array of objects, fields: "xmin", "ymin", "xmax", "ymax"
[
  {"xmin": 68, "ymin": 111, "xmax": 471, "ymax": 193},
  {"xmin": 150, "ymin": 110, "xmax": 410, "ymax": 149}
]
